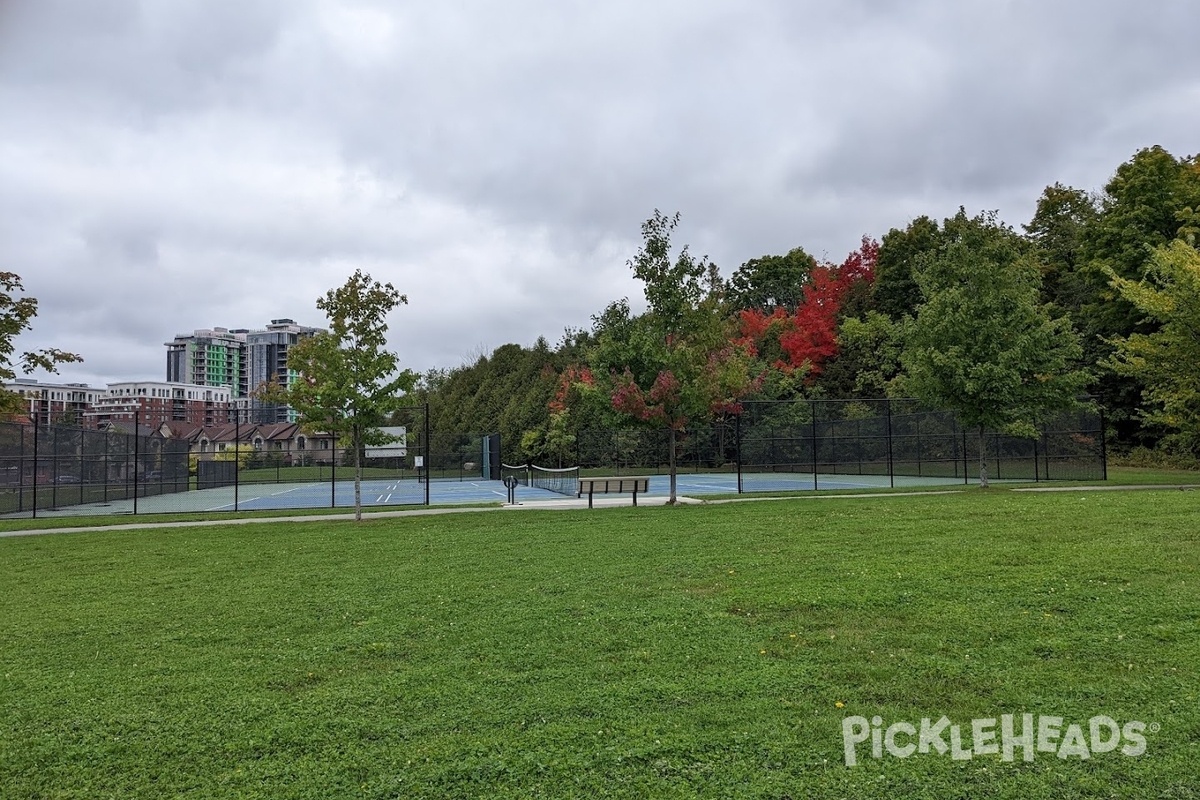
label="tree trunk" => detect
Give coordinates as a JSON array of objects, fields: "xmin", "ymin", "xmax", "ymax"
[
  {"xmin": 354, "ymin": 426, "xmax": 363, "ymax": 521},
  {"xmin": 978, "ymin": 425, "xmax": 989, "ymax": 489},
  {"xmin": 668, "ymin": 427, "xmax": 678, "ymax": 505}
]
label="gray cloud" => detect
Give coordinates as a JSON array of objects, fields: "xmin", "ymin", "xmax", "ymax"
[{"xmin": 2, "ymin": 0, "xmax": 1197, "ymax": 388}]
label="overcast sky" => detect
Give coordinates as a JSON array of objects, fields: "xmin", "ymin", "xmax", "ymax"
[{"xmin": 3, "ymin": 0, "xmax": 1198, "ymax": 388}]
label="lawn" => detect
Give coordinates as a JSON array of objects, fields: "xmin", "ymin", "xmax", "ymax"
[{"xmin": 1, "ymin": 489, "xmax": 1197, "ymax": 798}]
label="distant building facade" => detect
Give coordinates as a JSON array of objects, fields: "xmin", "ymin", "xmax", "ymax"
[
  {"xmin": 85, "ymin": 381, "xmax": 233, "ymax": 428},
  {"xmin": 3, "ymin": 378, "xmax": 101, "ymax": 423},
  {"xmin": 245, "ymin": 319, "xmax": 322, "ymax": 423},
  {"xmin": 166, "ymin": 319, "xmax": 322, "ymax": 424},
  {"xmin": 165, "ymin": 327, "xmax": 248, "ymax": 398},
  {"xmin": 158, "ymin": 420, "xmax": 337, "ymax": 465}
]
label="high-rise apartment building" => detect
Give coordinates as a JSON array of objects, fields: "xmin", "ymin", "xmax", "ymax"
[
  {"xmin": 165, "ymin": 328, "xmax": 248, "ymax": 398},
  {"xmin": 166, "ymin": 320, "xmax": 322, "ymax": 424},
  {"xmin": 246, "ymin": 319, "xmax": 322, "ymax": 423}
]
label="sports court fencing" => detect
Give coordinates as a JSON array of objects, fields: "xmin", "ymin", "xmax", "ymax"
[
  {"xmin": 1, "ymin": 399, "xmax": 1106, "ymax": 519},
  {"xmin": 574, "ymin": 398, "xmax": 1105, "ymax": 489},
  {"xmin": 0, "ymin": 416, "xmax": 191, "ymax": 517},
  {"xmin": 1, "ymin": 406, "xmax": 433, "ymax": 519}
]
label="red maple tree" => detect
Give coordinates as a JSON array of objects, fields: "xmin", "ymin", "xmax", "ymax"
[{"xmin": 736, "ymin": 237, "xmax": 878, "ymax": 376}]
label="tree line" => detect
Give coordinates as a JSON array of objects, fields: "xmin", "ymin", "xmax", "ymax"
[
  {"xmin": 413, "ymin": 144, "xmax": 1200, "ymax": 490},
  {"xmin": 5, "ymin": 144, "xmax": 1197, "ymax": 509}
]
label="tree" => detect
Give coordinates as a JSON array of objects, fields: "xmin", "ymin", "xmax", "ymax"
[
  {"xmin": 821, "ymin": 311, "xmax": 905, "ymax": 398},
  {"xmin": 1075, "ymin": 147, "xmax": 1200, "ymax": 447},
  {"xmin": 280, "ymin": 270, "xmax": 416, "ymax": 521},
  {"xmin": 586, "ymin": 211, "xmax": 757, "ymax": 504},
  {"xmin": 1024, "ymin": 182, "xmax": 1099, "ymax": 314},
  {"xmin": 872, "ymin": 216, "xmax": 942, "ymax": 320},
  {"xmin": 899, "ymin": 210, "xmax": 1092, "ymax": 487},
  {"xmin": 727, "ymin": 247, "xmax": 816, "ymax": 312},
  {"xmin": 1105, "ymin": 239, "xmax": 1200, "ymax": 455},
  {"xmin": 0, "ymin": 272, "xmax": 83, "ymax": 417},
  {"xmin": 736, "ymin": 238, "xmax": 877, "ymax": 380}
]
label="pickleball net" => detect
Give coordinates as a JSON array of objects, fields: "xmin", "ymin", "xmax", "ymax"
[{"xmin": 500, "ymin": 463, "xmax": 580, "ymax": 496}]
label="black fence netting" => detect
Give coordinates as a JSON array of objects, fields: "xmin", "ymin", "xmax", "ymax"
[
  {"xmin": 570, "ymin": 398, "xmax": 1105, "ymax": 490},
  {"xmin": 0, "ymin": 417, "xmax": 190, "ymax": 517},
  {"xmin": 1, "ymin": 399, "xmax": 1105, "ymax": 518},
  {"xmin": 1, "ymin": 406, "xmax": 434, "ymax": 519}
]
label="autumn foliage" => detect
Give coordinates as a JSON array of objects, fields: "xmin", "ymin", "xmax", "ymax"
[
  {"xmin": 548, "ymin": 364, "xmax": 595, "ymax": 414},
  {"xmin": 736, "ymin": 238, "xmax": 877, "ymax": 375}
]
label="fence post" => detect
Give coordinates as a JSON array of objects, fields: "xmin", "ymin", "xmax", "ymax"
[
  {"xmin": 736, "ymin": 413, "xmax": 743, "ymax": 494},
  {"xmin": 330, "ymin": 431, "xmax": 337, "ymax": 508},
  {"xmin": 234, "ymin": 416, "xmax": 241, "ymax": 512},
  {"xmin": 133, "ymin": 411, "xmax": 139, "ymax": 515},
  {"xmin": 988, "ymin": 431, "xmax": 998, "ymax": 482},
  {"xmin": 1099, "ymin": 406, "xmax": 1108, "ymax": 481},
  {"xmin": 915, "ymin": 414, "xmax": 923, "ymax": 478},
  {"xmin": 103, "ymin": 427, "xmax": 110, "ymax": 503},
  {"xmin": 1033, "ymin": 435, "xmax": 1040, "ymax": 482},
  {"xmin": 962, "ymin": 428, "xmax": 969, "ymax": 485},
  {"xmin": 424, "ymin": 403, "xmax": 431, "ymax": 506},
  {"xmin": 811, "ymin": 400, "xmax": 818, "ymax": 491},
  {"xmin": 886, "ymin": 399, "xmax": 894, "ymax": 489},
  {"xmin": 31, "ymin": 414, "xmax": 39, "ymax": 519}
]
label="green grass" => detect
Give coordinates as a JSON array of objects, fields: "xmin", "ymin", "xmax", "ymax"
[
  {"xmin": 2, "ymin": 491, "xmax": 1198, "ymax": 798},
  {"xmin": 1104, "ymin": 465, "xmax": 1200, "ymax": 485}
]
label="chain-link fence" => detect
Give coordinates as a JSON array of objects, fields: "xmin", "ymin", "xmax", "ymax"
[
  {"xmin": 570, "ymin": 399, "xmax": 1105, "ymax": 490},
  {"xmin": 1, "ymin": 406, "xmax": 434, "ymax": 518},
  {"xmin": 0, "ymin": 416, "xmax": 190, "ymax": 517},
  {"xmin": 738, "ymin": 399, "xmax": 1104, "ymax": 487},
  {"xmin": 2, "ymin": 400, "xmax": 1105, "ymax": 518}
]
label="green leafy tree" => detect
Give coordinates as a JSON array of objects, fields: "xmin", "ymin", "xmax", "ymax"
[
  {"xmin": 279, "ymin": 270, "xmax": 416, "ymax": 521},
  {"xmin": 1104, "ymin": 239, "xmax": 1200, "ymax": 454},
  {"xmin": 821, "ymin": 311, "xmax": 905, "ymax": 398},
  {"xmin": 588, "ymin": 211, "xmax": 757, "ymax": 503},
  {"xmin": 899, "ymin": 210, "xmax": 1092, "ymax": 487},
  {"xmin": 1077, "ymin": 147, "xmax": 1200, "ymax": 446},
  {"xmin": 0, "ymin": 272, "xmax": 83, "ymax": 417},
  {"xmin": 727, "ymin": 247, "xmax": 816, "ymax": 312},
  {"xmin": 871, "ymin": 216, "xmax": 942, "ymax": 320}
]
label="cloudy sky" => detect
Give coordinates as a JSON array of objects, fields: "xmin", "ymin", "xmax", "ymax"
[{"xmin": 3, "ymin": 0, "xmax": 1198, "ymax": 388}]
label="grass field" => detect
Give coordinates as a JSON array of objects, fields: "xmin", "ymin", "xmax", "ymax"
[{"xmin": 1, "ymin": 489, "xmax": 1198, "ymax": 798}]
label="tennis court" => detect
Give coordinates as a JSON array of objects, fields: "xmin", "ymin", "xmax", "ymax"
[{"xmin": 9, "ymin": 470, "xmax": 986, "ymax": 518}]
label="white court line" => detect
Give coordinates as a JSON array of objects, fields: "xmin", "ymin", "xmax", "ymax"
[{"xmin": 467, "ymin": 481, "xmax": 508, "ymax": 497}]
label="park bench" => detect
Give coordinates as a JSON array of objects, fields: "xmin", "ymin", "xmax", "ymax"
[{"xmin": 576, "ymin": 476, "xmax": 649, "ymax": 509}]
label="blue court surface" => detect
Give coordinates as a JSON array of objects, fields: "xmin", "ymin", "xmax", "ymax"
[{"xmin": 14, "ymin": 471, "xmax": 973, "ymax": 518}]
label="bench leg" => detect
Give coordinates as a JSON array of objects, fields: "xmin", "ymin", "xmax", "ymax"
[
  {"xmin": 588, "ymin": 487, "xmax": 594, "ymax": 509},
  {"xmin": 632, "ymin": 488, "xmax": 637, "ymax": 507}
]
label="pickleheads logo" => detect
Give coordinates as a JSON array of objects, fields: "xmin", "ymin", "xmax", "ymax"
[{"xmin": 841, "ymin": 714, "xmax": 1156, "ymax": 767}]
